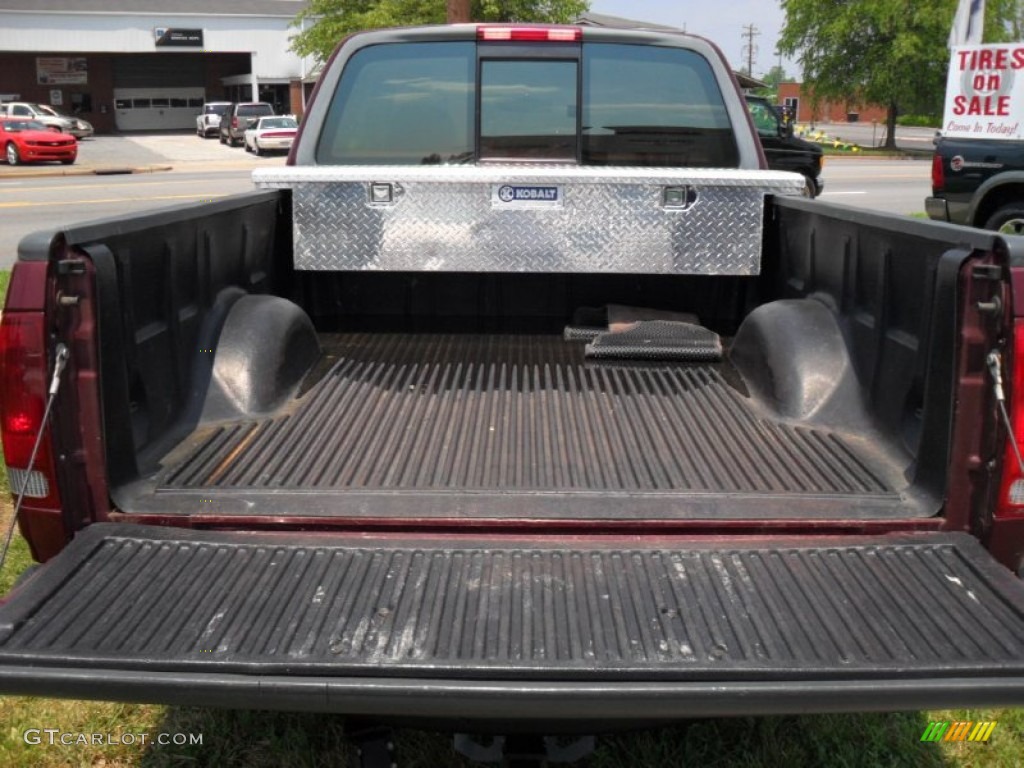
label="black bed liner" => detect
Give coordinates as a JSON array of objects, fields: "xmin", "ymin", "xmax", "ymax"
[
  {"xmin": 117, "ymin": 334, "xmax": 927, "ymax": 520},
  {"xmin": 1, "ymin": 524, "xmax": 1023, "ymax": 716}
]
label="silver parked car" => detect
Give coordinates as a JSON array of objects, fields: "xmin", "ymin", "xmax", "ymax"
[
  {"xmin": 0, "ymin": 102, "xmax": 93, "ymax": 138},
  {"xmin": 34, "ymin": 104, "xmax": 94, "ymax": 138},
  {"xmin": 220, "ymin": 102, "xmax": 275, "ymax": 147}
]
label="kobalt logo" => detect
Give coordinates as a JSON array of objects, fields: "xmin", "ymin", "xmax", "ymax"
[{"xmin": 498, "ymin": 185, "xmax": 559, "ymax": 202}]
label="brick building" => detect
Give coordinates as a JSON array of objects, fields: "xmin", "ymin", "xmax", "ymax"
[{"xmin": 778, "ymin": 82, "xmax": 888, "ymax": 124}]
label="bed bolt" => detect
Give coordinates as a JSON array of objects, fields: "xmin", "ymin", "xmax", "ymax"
[{"xmin": 976, "ymin": 295, "xmax": 1002, "ymax": 315}]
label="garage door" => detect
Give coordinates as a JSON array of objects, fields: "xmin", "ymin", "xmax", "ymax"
[{"xmin": 113, "ymin": 87, "xmax": 205, "ymax": 131}]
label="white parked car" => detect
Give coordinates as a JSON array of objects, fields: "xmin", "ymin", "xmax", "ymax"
[
  {"xmin": 243, "ymin": 115, "xmax": 298, "ymax": 155},
  {"xmin": 0, "ymin": 102, "xmax": 93, "ymax": 138},
  {"xmin": 196, "ymin": 102, "xmax": 232, "ymax": 139}
]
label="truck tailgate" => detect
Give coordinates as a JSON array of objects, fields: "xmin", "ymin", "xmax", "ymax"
[{"xmin": 1, "ymin": 524, "xmax": 1023, "ymax": 718}]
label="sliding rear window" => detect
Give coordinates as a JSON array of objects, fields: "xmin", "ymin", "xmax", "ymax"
[
  {"xmin": 480, "ymin": 59, "xmax": 578, "ymax": 161},
  {"xmin": 317, "ymin": 40, "xmax": 737, "ymax": 167}
]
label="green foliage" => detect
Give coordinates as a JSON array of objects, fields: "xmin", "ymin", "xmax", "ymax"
[
  {"xmin": 291, "ymin": 0, "xmax": 589, "ymax": 62},
  {"xmin": 778, "ymin": 0, "xmax": 954, "ymax": 146},
  {"xmin": 752, "ymin": 64, "xmax": 790, "ymax": 101},
  {"xmin": 896, "ymin": 113, "xmax": 942, "ymax": 127},
  {"xmin": 779, "ymin": 0, "xmax": 1024, "ymax": 148},
  {"xmin": 760, "ymin": 64, "xmax": 790, "ymax": 89},
  {"xmin": 986, "ymin": 0, "xmax": 1024, "ymax": 40}
]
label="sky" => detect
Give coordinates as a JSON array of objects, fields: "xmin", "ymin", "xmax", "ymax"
[{"xmin": 587, "ymin": 0, "xmax": 791, "ymax": 78}]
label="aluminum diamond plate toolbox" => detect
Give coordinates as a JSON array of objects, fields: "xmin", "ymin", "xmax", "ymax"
[{"xmin": 253, "ymin": 166, "xmax": 804, "ymax": 274}]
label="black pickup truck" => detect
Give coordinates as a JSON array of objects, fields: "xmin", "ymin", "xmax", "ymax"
[
  {"xmin": 1, "ymin": 23, "xmax": 1024, "ymax": 746},
  {"xmin": 927, "ymin": 135, "xmax": 1024, "ymax": 232},
  {"xmin": 745, "ymin": 94, "xmax": 824, "ymax": 197}
]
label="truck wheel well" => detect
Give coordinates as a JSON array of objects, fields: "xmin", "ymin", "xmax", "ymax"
[
  {"xmin": 202, "ymin": 295, "xmax": 322, "ymax": 420},
  {"xmin": 974, "ymin": 184, "xmax": 1024, "ymax": 228}
]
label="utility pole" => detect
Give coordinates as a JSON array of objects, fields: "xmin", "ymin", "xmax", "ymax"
[
  {"xmin": 447, "ymin": 0, "xmax": 471, "ymax": 23},
  {"xmin": 741, "ymin": 24, "xmax": 759, "ymax": 76}
]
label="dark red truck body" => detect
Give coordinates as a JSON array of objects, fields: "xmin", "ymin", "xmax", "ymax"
[{"xmin": 1, "ymin": 25, "xmax": 1024, "ymax": 725}]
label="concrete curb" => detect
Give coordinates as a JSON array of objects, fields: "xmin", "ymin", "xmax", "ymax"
[
  {"xmin": 2, "ymin": 164, "xmax": 173, "ymax": 180},
  {"xmin": 2, "ymin": 159, "xmax": 275, "ymax": 179}
]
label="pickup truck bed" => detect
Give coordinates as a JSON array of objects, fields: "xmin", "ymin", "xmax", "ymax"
[
  {"xmin": 31, "ymin": 176, "xmax": 962, "ymax": 533},
  {"xmin": 136, "ymin": 332, "xmax": 914, "ymax": 521},
  {"xmin": 4, "ymin": 23, "xmax": 1023, "ymax": 724},
  {"xmin": 3, "ymin": 179, "xmax": 1009, "ymax": 716},
  {"xmin": 37, "ymin": 188, "xmax": 976, "ymax": 531}
]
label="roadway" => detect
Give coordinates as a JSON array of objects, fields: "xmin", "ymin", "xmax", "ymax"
[
  {"xmin": 0, "ymin": 120, "xmax": 942, "ymax": 255},
  {"xmin": 817, "ymin": 157, "xmax": 933, "ymax": 216},
  {"xmin": 0, "ymin": 157, "xmax": 936, "ymax": 269},
  {"xmin": 0, "ymin": 170, "xmax": 260, "ymax": 267}
]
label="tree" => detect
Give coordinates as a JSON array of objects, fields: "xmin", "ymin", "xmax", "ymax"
[
  {"xmin": 779, "ymin": 0, "xmax": 955, "ymax": 148},
  {"xmin": 779, "ymin": 0, "xmax": 1024, "ymax": 147},
  {"xmin": 754, "ymin": 64, "xmax": 789, "ymax": 101},
  {"xmin": 761, "ymin": 65, "xmax": 790, "ymax": 89},
  {"xmin": 291, "ymin": 0, "xmax": 589, "ymax": 63},
  {"xmin": 448, "ymin": 0, "xmax": 471, "ymax": 23},
  {"xmin": 986, "ymin": 0, "xmax": 1024, "ymax": 40}
]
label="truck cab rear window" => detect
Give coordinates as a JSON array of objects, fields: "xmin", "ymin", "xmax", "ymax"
[
  {"xmin": 582, "ymin": 44, "xmax": 738, "ymax": 167},
  {"xmin": 316, "ymin": 40, "xmax": 737, "ymax": 167},
  {"xmin": 317, "ymin": 42, "xmax": 476, "ymax": 165}
]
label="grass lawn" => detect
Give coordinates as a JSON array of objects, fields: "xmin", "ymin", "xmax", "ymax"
[
  {"xmin": 0, "ymin": 696, "xmax": 1020, "ymax": 767},
  {"xmin": 820, "ymin": 146, "xmax": 932, "ymax": 159},
  {"xmin": 0, "ymin": 268, "xmax": 1020, "ymax": 766}
]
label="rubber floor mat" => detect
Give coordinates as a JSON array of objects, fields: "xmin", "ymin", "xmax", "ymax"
[{"xmin": 584, "ymin": 320, "xmax": 723, "ymax": 362}]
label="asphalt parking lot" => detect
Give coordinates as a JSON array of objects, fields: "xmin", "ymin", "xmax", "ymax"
[
  {"xmin": 0, "ymin": 130, "xmax": 288, "ymax": 178},
  {"xmin": 0, "ymin": 121, "xmax": 940, "ymax": 181}
]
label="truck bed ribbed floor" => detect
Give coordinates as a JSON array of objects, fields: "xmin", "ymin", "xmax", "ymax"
[{"xmin": 138, "ymin": 334, "xmax": 922, "ymax": 519}]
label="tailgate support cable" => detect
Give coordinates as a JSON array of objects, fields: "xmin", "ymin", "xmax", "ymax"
[
  {"xmin": 0, "ymin": 343, "xmax": 69, "ymax": 572},
  {"xmin": 987, "ymin": 351, "xmax": 1024, "ymax": 475}
]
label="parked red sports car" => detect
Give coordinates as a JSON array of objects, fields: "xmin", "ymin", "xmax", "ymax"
[{"xmin": 0, "ymin": 117, "xmax": 77, "ymax": 165}]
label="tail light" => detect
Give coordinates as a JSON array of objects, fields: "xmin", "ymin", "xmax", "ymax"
[
  {"xmin": 997, "ymin": 319, "xmax": 1024, "ymax": 517},
  {"xmin": 0, "ymin": 312, "xmax": 62, "ymax": 510},
  {"xmin": 931, "ymin": 153, "xmax": 945, "ymax": 192},
  {"xmin": 477, "ymin": 26, "xmax": 582, "ymax": 42},
  {"xmin": 232, "ymin": 117, "xmax": 239, "ymax": 129}
]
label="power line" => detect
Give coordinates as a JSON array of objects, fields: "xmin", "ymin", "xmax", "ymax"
[{"xmin": 741, "ymin": 24, "xmax": 760, "ymax": 76}]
